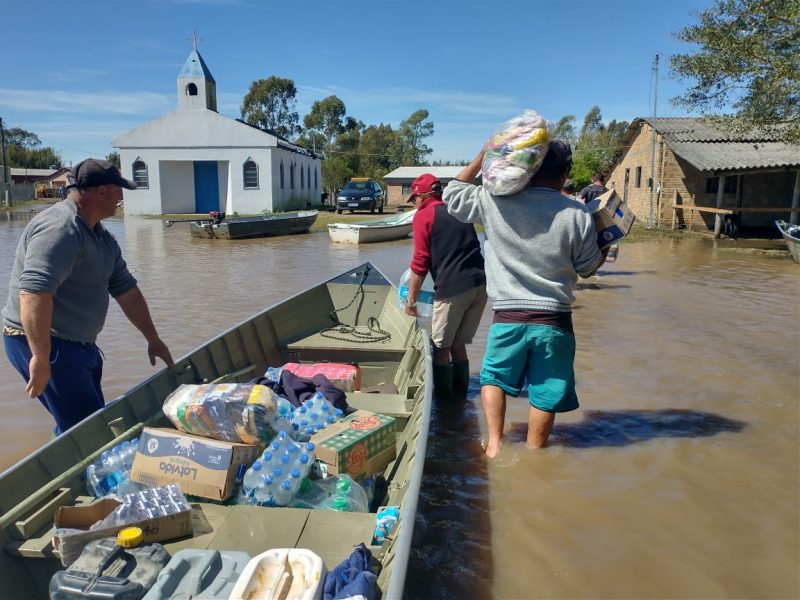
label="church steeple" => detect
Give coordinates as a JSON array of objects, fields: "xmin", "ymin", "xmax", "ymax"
[{"xmin": 177, "ymin": 32, "xmax": 217, "ymax": 111}]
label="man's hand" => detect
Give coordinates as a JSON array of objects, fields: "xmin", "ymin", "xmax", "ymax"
[
  {"xmin": 148, "ymin": 337, "xmax": 175, "ymax": 369},
  {"xmin": 26, "ymin": 354, "xmax": 51, "ymax": 398},
  {"xmin": 405, "ymin": 302, "xmax": 419, "ymax": 317}
]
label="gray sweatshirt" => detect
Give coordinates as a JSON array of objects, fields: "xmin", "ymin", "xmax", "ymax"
[
  {"xmin": 2, "ymin": 198, "xmax": 137, "ymax": 343},
  {"xmin": 444, "ymin": 180, "xmax": 602, "ymax": 312}
]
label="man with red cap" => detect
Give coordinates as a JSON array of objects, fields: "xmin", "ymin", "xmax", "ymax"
[
  {"xmin": 2, "ymin": 158, "xmax": 175, "ymax": 435},
  {"xmin": 405, "ymin": 173, "xmax": 487, "ymax": 401}
]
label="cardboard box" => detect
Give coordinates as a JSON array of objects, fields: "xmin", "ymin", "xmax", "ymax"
[
  {"xmin": 310, "ymin": 410, "xmax": 396, "ymax": 481},
  {"xmin": 131, "ymin": 428, "xmax": 258, "ymax": 500},
  {"xmin": 53, "ymin": 496, "xmax": 192, "ymax": 566},
  {"xmin": 591, "ymin": 189, "xmax": 635, "ymax": 249}
]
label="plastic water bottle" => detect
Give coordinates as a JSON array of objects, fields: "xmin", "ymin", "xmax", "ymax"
[
  {"xmin": 272, "ymin": 479, "xmax": 294, "ymax": 507},
  {"xmin": 242, "ymin": 460, "xmax": 263, "ymax": 494},
  {"xmin": 116, "ymin": 474, "xmax": 143, "ymax": 496},
  {"xmin": 253, "ymin": 474, "xmax": 275, "ymax": 506},
  {"xmin": 85, "ymin": 463, "xmax": 114, "ymax": 497},
  {"xmin": 265, "ymin": 367, "xmax": 283, "ymax": 382},
  {"xmin": 398, "ymin": 268, "xmax": 434, "ymax": 318}
]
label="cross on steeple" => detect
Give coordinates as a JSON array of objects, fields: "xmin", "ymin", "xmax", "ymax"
[{"xmin": 188, "ymin": 30, "xmax": 202, "ymax": 51}]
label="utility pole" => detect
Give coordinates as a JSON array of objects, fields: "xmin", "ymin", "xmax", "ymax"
[
  {"xmin": 647, "ymin": 54, "xmax": 659, "ymax": 229},
  {"xmin": 0, "ymin": 117, "xmax": 11, "ymax": 207}
]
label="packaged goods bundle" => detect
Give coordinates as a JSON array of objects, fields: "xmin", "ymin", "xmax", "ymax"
[
  {"xmin": 280, "ymin": 362, "xmax": 362, "ymax": 392},
  {"xmin": 162, "ymin": 383, "xmax": 278, "ymax": 444},
  {"xmin": 482, "ymin": 110, "xmax": 553, "ymax": 196}
]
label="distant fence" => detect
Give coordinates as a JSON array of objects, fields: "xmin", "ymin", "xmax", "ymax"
[{"xmin": 9, "ymin": 183, "xmax": 36, "ymax": 202}]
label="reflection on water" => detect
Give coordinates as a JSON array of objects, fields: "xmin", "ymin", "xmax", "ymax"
[{"xmin": 0, "ymin": 214, "xmax": 797, "ymax": 598}]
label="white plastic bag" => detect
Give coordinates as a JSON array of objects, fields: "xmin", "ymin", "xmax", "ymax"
[{"xmin": 482, "ymin": 109, "xmax": 553, "ymax": 196}]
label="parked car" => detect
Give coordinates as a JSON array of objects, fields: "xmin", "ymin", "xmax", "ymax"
[{"xmin": 336, "ymin": 178, "xmax": 385, "ymax": 214}]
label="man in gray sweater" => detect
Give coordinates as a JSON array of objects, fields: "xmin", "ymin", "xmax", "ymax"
[
  {"xmin": 2, "ymin": 159, "xmax": 174, "ymax": 434},
  {"xmin": 444, "ymin": 141, "xmax": 607, "ymax": 457}
]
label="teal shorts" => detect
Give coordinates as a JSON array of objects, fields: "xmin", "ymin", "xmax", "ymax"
[{"xmin": 479, "ymin": 323, "xmax": 579, "ymax": 413}]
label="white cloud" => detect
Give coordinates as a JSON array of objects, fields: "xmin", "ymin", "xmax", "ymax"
[
  {"xmin": 0, "ymin": 88, "xmax": 173, "ymax": 115},
  {"xmin": 47, "ymin": 68, "xmax": 109, "ymax": 84}
]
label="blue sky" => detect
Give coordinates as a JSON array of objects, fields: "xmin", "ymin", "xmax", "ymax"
[{"xmin": 2, "ymin": 0, "xmax": 713, "ymax": 167}]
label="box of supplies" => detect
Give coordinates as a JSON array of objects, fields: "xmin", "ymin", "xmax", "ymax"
[
  {"xmin": 130, "ymin": 428, "xmax": 258, "ymax": 500},
  {"xmin": 309, "ymin": 410, "xmax": 396, "ymax": 481},
  {"xmin": 590, "ymin": 189, "xmax": 635, "ymax": 249}
]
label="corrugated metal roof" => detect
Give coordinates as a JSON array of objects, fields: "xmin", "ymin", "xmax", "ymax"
[
  {"xmin": 10, "ymin": 168, "xmax": 55, "ymax": 177},
  {"xmin": 667, "ymin": 141, "xmax": 800, "ymax": 171},
  {"xmin": 619, "ymin": 117, "xmax": 800, "ymax": 172},
  {"xmin": 644, "ymin": 117, "xmax": 789, "ymax": 142},
  {"xmin": 384, "ymin": 166, "xmax": 464, "ymax": 181},
  {"xmin": 178, "ymin": 49, "xmax": 215, "ymax": 82}
]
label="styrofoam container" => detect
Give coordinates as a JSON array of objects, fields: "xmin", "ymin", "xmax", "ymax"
[
  {"xmin": 143, "ymin": 549, "xmax": 251, "ymax": 599},
  {"xmin": 228, "ymin": 549, "xmax": 326, "ymax": 600}
]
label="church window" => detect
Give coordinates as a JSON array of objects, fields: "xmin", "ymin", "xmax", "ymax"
[
  {"xmin": 301, "ymin": 164, "xmax": 305, "ymax": 189},
  {"xmin": 243, "ymin": 160, "xmax": 259, "ymax": 189},
  {"xmin": 280, "ymin": 161, "xmax": 285, "ymax": 189},
  {"xmin": 290, "ymin": 164, "xmax": 295, "ymax": 189},
  {"xmin": 185, "ymin": 83, "xmax": 198, "ymax": 96},
  {"xmin": 132, "ymin": 160, "xmax": 148, "ymax": 189},
  {"xmin": 315, "ymin": 167, "xmax": 318, "ymax": 189},
  {"xmin": 307, "ymin": 166, "xmax": 311, "ymax": 189}
]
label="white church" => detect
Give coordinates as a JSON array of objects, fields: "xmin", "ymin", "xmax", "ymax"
[{"xmin": 113, "ymin": 45, "xmax": 320, "ymax": 216}]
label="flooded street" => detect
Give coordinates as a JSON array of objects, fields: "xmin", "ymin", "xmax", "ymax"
[{"xmin": 0, "ymin": 212, "xmax": 797, "ymax": 598}]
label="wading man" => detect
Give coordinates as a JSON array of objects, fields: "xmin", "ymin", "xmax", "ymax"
[
  {"xmin": 2, "ymin": 159, "xmax": 175, "ymax": 435},
  {"xmin": 444, "ymin": 141, "xmax": 606, "ymax": 456},
  {"xmin": 405, "ymin": 173, "xmax": 487, "ymax": 401}
]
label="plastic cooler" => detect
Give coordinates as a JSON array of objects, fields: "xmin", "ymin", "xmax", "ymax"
[
  {"xmin": 143, "ymin": 549, "xmax": 251, "ymax": 599},
  {"xmin": 228, "ymin": 548, "xmax": 326, "ymax": 600}
]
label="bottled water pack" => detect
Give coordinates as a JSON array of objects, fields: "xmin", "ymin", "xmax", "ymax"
[
  {"xmin": 85, "ymin": 438, "xmax": 144, "ymax": 498},
  {"xmin": 289, "ymin": 392, "xmax": 343, "ymax": 440},
  {"xmin": 239, "ymin": 431, "xmax": 316, "ymax": 507},
  {"xmin": 398, "ymin": 268, "xmax": 434, "ymax": 318}
]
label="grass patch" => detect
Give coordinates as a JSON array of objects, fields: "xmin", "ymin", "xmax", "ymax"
[{"xmin": 623, "ymin": 222, "xmax": 687, "ymax": 242}]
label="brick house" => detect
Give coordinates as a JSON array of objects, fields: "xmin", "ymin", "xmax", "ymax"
[
  {"xmin": 383, "ymin": 166, "xmax": 464, "ymax": 206},
  {"xmin": 605, "ymin": 118, "xmax": 800, "ymax": 235}
]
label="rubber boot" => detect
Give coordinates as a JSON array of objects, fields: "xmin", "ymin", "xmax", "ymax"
[
  {"xmin": 452, "ymin": 360, "xmax": 470, "ymax": 399},
  {"xmin": 432, "ymin": 364, "xmax": 454, "ymax": 402}
]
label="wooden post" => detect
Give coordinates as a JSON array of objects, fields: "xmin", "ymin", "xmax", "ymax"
[
  {"xmin": 671, "ymin": 190, "xmax": 677, "ymax": 230},
  {"xmin": 791, "ymin": 170, "xmax": 800, "ymax": 226},
  {"xmin": 713, "ymin": 174, "xmax": 726, "ymax": 238}
]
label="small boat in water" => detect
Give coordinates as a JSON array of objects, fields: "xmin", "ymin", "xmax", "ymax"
[
  {"xmin": 328, "ymin": 210, "xmax": 416, "ymax": 244},
  {"xmin": 0, "ymin": 262, "xmax": 432, "ymax": 599},
  {"xmin": 775, "ymin": 220, "xmax": 800, "ymax": 263},
  {"xmin": 186, "ymin": 210, "xmax": 319, "ymax": 240}
]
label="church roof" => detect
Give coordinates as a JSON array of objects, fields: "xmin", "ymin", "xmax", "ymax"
[{"xmin": 179, "ymin": 49, "xmax": 215, "ymax": 82}]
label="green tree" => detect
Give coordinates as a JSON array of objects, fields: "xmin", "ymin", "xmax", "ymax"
[
  {"xmin": 395, "ymin": 109, "xmax": 434, "ymax": 165},
  {"xmin": 358, "ymin": 124, "xmax": 396, "ymax": 180},
  {"xmin": 106, "ymin": 151, "xmax": 120, "ymax": 168},
  {"xmin": 569, "ymin": 107, "xmax": 628, "ymax": 189},
  {"xmin": 240, "ymin": 76, "xmax": 300, "ymax": 140},
  {"xmin": 552, "ymin": 115, "xmax": 577, "ymax": 146},
  {"xmin": 322, "ymin": 155, "xmax": 354, "ymax": 194},
  {"xmin": 670, "ymin": 0, "xmax": 800, "ymax": 142},
  {"xmin": 3, "ymin": 127, "xmax": 62, "ymax": 169},
  {"xmin": 302, "ymin": 96, "xmax": 346, "ymax": 155}
]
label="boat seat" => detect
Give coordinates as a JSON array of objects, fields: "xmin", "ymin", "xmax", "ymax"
[
  {"xmin": 285, "ymin": 317, "xmax": 412, "ymax": 363},
  {"xmin": 163, "ymin": 504, "xmax": 379, "ymax": 571},
  {"xmin": 346, "ymin": 392, "xmax": 413, "ymax": 419}
]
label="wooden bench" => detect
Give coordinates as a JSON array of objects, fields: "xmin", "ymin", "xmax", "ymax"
[{"xmin": 670, "ymin": 204, "xmax": 800, "ymax": 234}]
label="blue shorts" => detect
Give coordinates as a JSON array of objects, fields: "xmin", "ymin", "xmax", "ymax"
[
  {"xmin": 479, "ymin": 323, "xmax": 579, "ymax": 413},
  {"xmin": 4, "ymin": 335, "xmax": 105, "ymax": 434}
]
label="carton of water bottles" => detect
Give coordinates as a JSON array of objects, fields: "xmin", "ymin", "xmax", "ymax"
[
  {"xmin": 289, "ymin": 392, "xmax": 344, "ymax": 440},
  {"xmin": 84, "ymin": 438, "xmax": 144, "ymax": 498},
  {"xmin": 238, "ymin": 431, "xmax": 316, "ymax": 507}
]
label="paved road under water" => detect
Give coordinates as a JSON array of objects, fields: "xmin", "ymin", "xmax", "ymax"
[{"xmin": 0, "ymin": 211, "xmax": 797, "ymax": 598}]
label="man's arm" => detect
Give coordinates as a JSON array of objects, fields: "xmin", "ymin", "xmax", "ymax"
[
  {"xmin": 405, "ymin": 271, "xmax": 424, "ymax": 317},
  {"xmin": 19, "ymin": 291, "xmax": 54, "ymax": 398},
  {"xmin": 443, "ymin": 144, "xmax": 489, "ymax": 224},
  {"xmin": 115, "ymin": 286, "xmax": 175, "ymax": 368},
  {"xmin": 455, "ymin": 147, "xmax": 485, "ymax": 184}
]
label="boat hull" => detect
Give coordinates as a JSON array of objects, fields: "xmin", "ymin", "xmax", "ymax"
[
  {"xmin": 0, "ymin": 262, "xmax": 431, "ymax": 600},
  {"xmin": 776, "ymin": 220, "xmax": 800, "ymax": 263},
  {"xmin": 328, "ymin": 210, "xmax": 416, "ymax": 244},
  {"xmin": 190, "ymin": 210, "xmax": 318, "ymax": 239}
]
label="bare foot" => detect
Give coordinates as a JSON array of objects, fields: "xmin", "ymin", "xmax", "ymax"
[{"xmin": 485, "ymin": 436, "xmax": 504, "ymax": 458}]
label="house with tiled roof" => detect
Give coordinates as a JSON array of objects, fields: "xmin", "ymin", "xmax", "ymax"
[
  {"xmin": 605, "ymin": 117, "xmax": 800, "ymax": 236},
  {"xmin": 383, "ymin": 166, "xmax": 465, "ymax": 206}
]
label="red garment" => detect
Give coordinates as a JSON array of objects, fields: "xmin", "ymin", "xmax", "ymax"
[{"xmin": 409, "ymin": 195, "xmax": 440, "ymax": 276}]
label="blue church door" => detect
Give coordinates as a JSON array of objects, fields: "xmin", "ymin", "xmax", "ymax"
[{"xmin": 193, "ymin": 161, "xmax": 219, "ymax": 213}]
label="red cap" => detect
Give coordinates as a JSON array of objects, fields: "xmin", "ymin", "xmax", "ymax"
[{"xmin": 408, "ymin": 173, "xmax": 442, "ymax": 202}]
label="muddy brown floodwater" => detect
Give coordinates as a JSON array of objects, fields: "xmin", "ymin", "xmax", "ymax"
[{"xmin": 0, "ymin": 211, "xmax": 797, "ymax": 598}]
